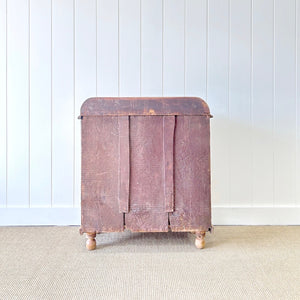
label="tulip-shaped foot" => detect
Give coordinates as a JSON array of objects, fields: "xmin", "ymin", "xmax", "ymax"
[
  {"xmin": 195, "ymin": 231, "xmax": 206, "ymax": 249},
  {"xmin": 86, "ymin": 232, "xmax": 97, "ymax": 250}
]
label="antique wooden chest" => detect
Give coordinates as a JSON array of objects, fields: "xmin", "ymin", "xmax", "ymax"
[{"xmin": 79, "ymin": 97, "xmax": 212, "ymax": 250}]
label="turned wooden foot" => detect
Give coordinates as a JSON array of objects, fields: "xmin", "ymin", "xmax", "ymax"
[
  {"xmin": 195, "ymin": 231, "xmax": 206, "ymax": 249},
  {"xmin": 86, "ymin": 232, "xmax": 96, "ymax": 250}
]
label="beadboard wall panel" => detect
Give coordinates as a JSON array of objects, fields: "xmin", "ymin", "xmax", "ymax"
[
  {"xmin": 29, "ymin": 0, "xmax": 52, "ymax": 207},
  {"xmin": 0, "ymin": 0, "xmax": 300, "ymax": 224},
  {"xmin": 141, "ymin": 0, "xmax": 163, "ymax": 96},
  {"xmin": 163, "ymin": 0, "xmax": 185, "ymax": 96},
  {"xmin": 229, "ymin": 0, "xmax": 252, "ymax": 207},
  {"xmin": 185, "ymin": 0, "xmax": 207, "ymax": 98},
  {"xmin": 51, "ymin": 0, "xmax": 74, "ymax": 207},
  {"xmin": 6, "ymin": 0, "xmax": 30, "ymax": 207},
  {"xmin": 208, "ymin": 0, "xmax": 230, "ymax": 207},
  {"xmin": 252, "ymin": 0, "xmax": 274, "ymax": 206},
  {"xmin": 97, "ymin": 0, "xmax": 119, "ymax": 97},
  {"xmin": 274, "ymin": 0, "xmax": 297, "ymax": 206},
  {"xmin": 119, "ymin": 0, "xmax": 141, "ymax": 96}
]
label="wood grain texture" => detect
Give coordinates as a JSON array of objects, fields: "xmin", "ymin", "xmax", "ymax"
[
  {"xmin": 125, "ymin": 116, "xmax": 169, "ymax": 232},
  {"xmin": 163, "ymin": 116, "xmax": 175, "ymax": 212},
  {"xmin": 80, "ymin": 98, "xmax": 212, "ymax": 237},
  {"xmin": 81, "ymin": 117, "xmax": 123, "ymax": 233},
  {"xmin": 118, "ymin": 116, "xmax": 130, "ymax": 213},
  {"xmin": 169, "ymin": 116, "xmax": 211, "ymax": 232},
  {"xmin": 80, "ymin": 97, "xmax": 211, "ymax": 117}
]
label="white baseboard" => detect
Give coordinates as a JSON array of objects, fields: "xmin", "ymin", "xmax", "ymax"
[
  {"xmin": 0, "ymin": 207, "xmax": 299, "ymax": 226},
  {"xmin": 212, "ymin": 206, "xmax": 300, "ymax": 225},
  {"xmin": 0, "ymin": 208, "xmax": 81, "ymax": 226}
]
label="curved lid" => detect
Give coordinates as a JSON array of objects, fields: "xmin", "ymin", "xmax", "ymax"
[{"xmin": 79, "ymin": 97, "xmax": 212, "ymax": 118}]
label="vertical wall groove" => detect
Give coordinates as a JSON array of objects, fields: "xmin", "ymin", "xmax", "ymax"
[
  {"xmin": 28, "ymin": 0, "xmax": 31, "ymax": 208},
  {"xmin": 250, "ymin": 0, "xmax": 254, "ymax": 207},
  {"xmin": 50, "ymin": 0, "xmax": 53, "ymax": 208},
  {"xmin": 272, "ymin": 0, "xmax": 275, "ymax": 207},
  {"xmin": 228, "ymin": 0, "xmax": 231, "ymax": 207},
  {"xmin": 295, "ymin": 0, "xmax": 298, "ymax": 206},
  {"xmin": 72, "ymin": 0, "xmax": 75, "ymax": 208},
  {"xmin": 5, "ymin": 0, "xmax": 8, "ymax": 208}
]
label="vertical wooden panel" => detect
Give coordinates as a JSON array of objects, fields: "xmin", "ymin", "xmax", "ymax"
[
  {"xmin": 97, "ymin": 0, "xmax": 118, "ymax": 96},
  {"xmin": 163, "ymin": 116, "xmax": 175, "ymax": 212},
  {"xmin": 252, "ymin": 0, "xmax": 274, "ymax": 206},
  {"xmin": 163, "ymin": 0, "xmax": 185, "ymax": 96},
  {"xmin": 229, "ymin": 0, "xmax": 252, "ymax": 206},
  {"xmin": 208, "ymin": 0, "xmax": 230, "ymax": 206},
  {"xmin": 7, "ymin": 0, "xmax": 29, "ymax": 207},
  {"xmin": 119, "ymin": 0, "xmax": 140, "ymax": 96},
  {"xmin": 52, "ymin": 0, "xmax": 74, "ymax": 207},
  {"xmin": 81, "ymin": 117, "xmax": 123, "ymax": 232},
  {"xmin": 0, "ymin": 0, "xmax": 6, "ymax": 207},
  {"xmin": 185, "ymin": 0, "xmax": 207, "ymax": 98},
  {"xmin": 169, "ymin": 116, "xmax": 211, "ymax": 231},
  {"xmin": 29, "ymin": 0, "xmax": 52, "ymax": 207},
  {"xmin": 141, "ymin": 0, "xmax": 162, "ymax": 96},
  {"xmin": 274, "ymin": 0, "xmax": 296, "ymax": 206},
  {"xmin": 117, "ymin": 116, "xmax": 130, "ymax": 213},
  {"xmin": 125, "ymin": 116, "xmax": 168, "ymax": 232},
  {"xmin": 74, "ymin": 0, "xmax": 97, "ymax": 208}
]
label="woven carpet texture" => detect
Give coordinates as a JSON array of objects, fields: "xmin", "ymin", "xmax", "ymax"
[{"xmin": 0, "ymin": 226, "xmax": 299, "ymax": 300}]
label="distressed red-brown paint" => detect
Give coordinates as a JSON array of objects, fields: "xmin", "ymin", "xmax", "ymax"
[
  {"xmin": 163, "ymin": 116, "xmax": 175, "ymax": 213},
  {"xmin": 117, "ymin": 116, "xmax": 130, "ymax": 213},
  {"xmin": 79, "ymin": 97, "xmax": 212, "ymax": 240}
]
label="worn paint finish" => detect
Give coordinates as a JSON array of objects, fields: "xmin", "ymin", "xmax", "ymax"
[
  {"xmin": 117, "ymin": 116, "xmax": 130, "ymax": 213},
  {"xmin": 169, "ymin": 116, "xmax": 211, "ymax": 232},
  {"xmin": 125, "ymin": 116, "xmax": 169, "ymax": 232},
  {"xmin": 81, "ymin": 116, "xmax": 124, "ymax": 233},
  {"xmin": 80, "ymin": 97, "xmax": 212, "ymax": 237},
  {"xmin": 163, "ymin": 116, "xmax": 175, "ymax": 213},
  {"xmin": 80, "ymin": 97, "xmax": 211, "ymax": 117}
]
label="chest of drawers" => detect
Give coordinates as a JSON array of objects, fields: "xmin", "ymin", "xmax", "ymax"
[{"xmin": 79, "ymin": 97, "xmax": 212, "ymax": 250}]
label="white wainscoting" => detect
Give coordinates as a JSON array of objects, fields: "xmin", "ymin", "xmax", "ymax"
[{"xmin": 0, "ymin": 0, "xmax": 300, "ymax": 225}]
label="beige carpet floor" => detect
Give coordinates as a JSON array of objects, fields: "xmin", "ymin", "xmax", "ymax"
[{"xmin": 0, "ymin": 226, "xmax": 299, "ymax": 300}]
